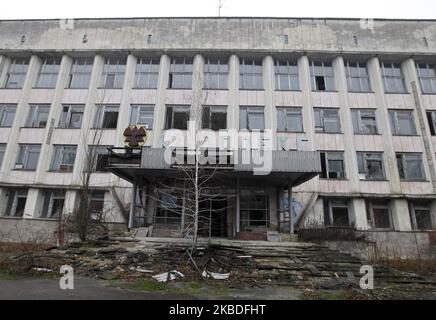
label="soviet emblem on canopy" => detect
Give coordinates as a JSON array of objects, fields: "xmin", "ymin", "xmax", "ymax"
[{"xmin": 123, "ymin": 125, "xmax": 147, "ymax": 148}]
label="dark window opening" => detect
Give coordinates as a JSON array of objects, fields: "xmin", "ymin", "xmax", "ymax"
[{"xmin": 315, "ymin": 76, "xmax": 326, "ymax": 91}]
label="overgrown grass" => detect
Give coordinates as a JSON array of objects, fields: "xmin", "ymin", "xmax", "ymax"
[{"xmin": 378, "ymin": 259, "xmax": 436, "ymax": 276}]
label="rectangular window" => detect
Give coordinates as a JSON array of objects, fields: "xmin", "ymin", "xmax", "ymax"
[
  {"xmin": 90, "ymin": 191, "xmax": 105, "ymax": 216},
  {"xmin": 94, "ymin": 105, "xmax": 119, "ymax": 129},
  {"xmin": 409, "ymin": 201, "xmax": 433, "ymax": 230},
  {"xmin": 49, "ymin": 145, "xmax": 77, "ymax": 172},
  {"xmin": 310, "ymin": 60, "xmax": 335, "ymax": 91},
  {"xmin": 25, "ymin": 105, "xmax": 50, "ymax": 128},
  {"xmin": 58, "ymin": 105, "xmax": 84, "ymax": 129},
  {"xmin": 274, "ymin": 59, "xmax": 300, "ymax": 91},
  {"xmin": 130, "ymin": 105, "xmax": 154, "ymax": 129},
  {"xmin": 351, "ymin": 109, "xmax": 378, "ymax": 134},
  {"xmin": 202, "ymin": 106, "xmax": 227, "ymax": 130},
  {"xmin": 0, "ymin": 104, "xmax": 16, "ymax": 127},
  {"xmin": 240, "ymin": 188, "xmax": 269, "ymax": 231},
  {"xmin": 35, "ymin": 58, "xmax": 61, "ymax": 88},
  {"xmin": 389, "ymin": 110, "xmax": 416, "ymax": 135},
  {"xmin": 168, "ymin": 57, "xmax": 193, "ymax": 89},
  {"xmin": 240, "ymin": 106, "xmax": 265, "ymax": 131},
  {"xmin": 4, "ymin": 189, "xmax": 27, "ymax": 217},
  {"xmin": 204, "ymin": 58, "xmax": 229, "ymax": 90},
  {"xmin": 276, "ymin": 107, "xmax": 303, "ymax": 132},
  {"xmin": 396, "ymin": 153, "xmax": 426, "ymax": 180},
  {"xmin": 165, "ymin": 105, "xmax": 190, "ymax": 130},
  {"xmin": 320, "ymin": 152, "xmax": 346, "ymax": 179},
  {"xmin": 345, "ymin": 61, "xmax": 371, "ymax": 92},
  {"xmin": 100, "ymin": 58, "xmax": 126, "ymax": 89},
  {"xmin": 87, "ymin": 145, "xmax": 112, "ymax": 172},
  {"xmin": 239, "ymin": 58, "xmax": 263, "ymax": 90},
  {"xmin": 380, "ymin": 62, "xmax": 407, "ymax": 93},
  {"xmin": 427, "ymin": 111, "xmax": 436, "ymax": 135},
  {"xmin": 314, "ymin": 108, "xmax": 341, "ymax": 133},
  {"xmin": 135, "ymin": 58, "xmax": 159, "ymax": 89},
  {"xmin": 366, "ymin": 200, "xmax": 392, "ymax": 229},
  {"xmin": 357, "ymin": 152, "xmax": 385, "ymax": 180},
  {"xmin": 15, "ymin": 144, "xmax": 41, "ymax": 170},
  {"xmin": 416, "ymin": 63, "xmax": 436, "ymax": 94},
  {"xmin": 3, "ymin": 58, "xmax": 29, "ymax": 89},
  {"xmin": 0, "ymin": 144, "xmax": 5, "ymax": 167},
  {"xmin": 40, "ymin": 190, "xmax": 65, "ymax": 219},
  {"xmin": 323, "ymin": 199, "xmax": 350, "ymax": 227},
  {"xmin": 155, "ymin": 191, "xmax": 183, "ymax": 227},
  {"xmin": 68, "ymin": 57, "xmax": 93, "ymax": 89}
]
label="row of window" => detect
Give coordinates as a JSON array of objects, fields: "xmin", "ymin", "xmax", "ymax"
[
  {"xmin": 2, "ymin": 188, "xmax": 106, "ymax": 219},
  {"xmin": 324, "ymin": 198, "xmax": 433, "ymax": 231},
  {"xmin": 2, "ymin": 56, "xmax": 436, "ymax": 94},
  {"xmin": 0, "ymin": 103, "xmax": 426, "ymax": 135}
]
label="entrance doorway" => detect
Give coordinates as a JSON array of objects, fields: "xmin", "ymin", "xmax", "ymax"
[{"xmin": 198, "ymin": 198, "xmax": 228, "ymax": 238}]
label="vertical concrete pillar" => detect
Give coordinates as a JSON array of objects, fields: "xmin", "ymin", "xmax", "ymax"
[
  {"xmin": 263, "ymin": 55, "xmax": 275, "ymax": 141},
  {"xmin": 228, "ymin": 54, "xmax": 239, "ymax": 130},
  {"xmin": 63, "ymin": 190, "xmax": 77, "ymax": 217},
  {"xmin": 152, "ymin": 54, "xmax": 170, "ymax": 148},
  {"xmin": 390, "ymin": 199, "xmax": 412, "ymax": 231},
  {"xmin": 349, "ymin": 198, "xmax": 368, "ymax": 230},
  {"xmin": 431, "ymin": 200, "xmax": 436, "ymax": 229},
  {"xmin": 191, "ymin": 54, "xmax": 204, "ymax": 128},
  {"xmin": 23, "ymin": 188, "xmax": 41, "ymax": 219},
  {"xmin": 0, "ymin": 55, "xmax": 11, "ymax": 86}
]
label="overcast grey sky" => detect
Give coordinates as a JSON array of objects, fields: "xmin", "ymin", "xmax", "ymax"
[{"xmin": 1, "ymin": 0, "xmax": 436, "ymax": 20}]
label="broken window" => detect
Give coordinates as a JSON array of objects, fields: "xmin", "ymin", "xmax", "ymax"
[
  {"xmin": 366, "ymin": 200, "xmax": 392, "ymax": 229},
  {"xmin": 240, "ymin": 188, "xmax": 269, "ymax": 231},
  {"xmin": 396, "ymin": 153, "xmax": 426, "ymax": 180},
  {"xmin": 25, "ymin": 104, "xmax": 50, "ymax": 128},
  {"xmin": 94, "ymin": 105, "xmax": 119, "ymax": 129},
  {"xmin": 357, "ymin": 152, "xmax": 385, "ymax": 180},
  {"xmin": 68, "ymin": 57, "xmax": 93, "ymax": 89},
  {"xmin": 380, "ymin": 62, "xmax": 407, "ymax": 93},
  {"xmin": 0, "ymin": 144, "xmax": 5, "ymax": 168},
  {"xmin": 276, "ymin": 107, "xmax": 303, "ymax": 132},
  {"xmin": 87, "ymin": 145, "xmax": 112, "ymax": 172},
  {"xmin": 345, "ymin": 61, "xmax": 371, "ymax": 92},
  {"xmin": 324, "ymin": 199, "xmax": 350, "ymax": 227},
  {"xmin": 351, "ymin": 109, "xmax": 378, "ymax": 134},
  {"xmin": 155, "ymin": 191, "xmax": 183, "ymax": 227},
  {"xmin": 165, "ymin": 105, "xmax": 190, "ymax": 130},
  {"xmin": 4, "ymin": 189, "xmax": 27, "ymax": 217},
  {"xmin": 320, "ymin": 152, "xmax": 346, "ymax": 179},
  {"xmin": 389, "ymin": 110, "xmax": 416, "ymax": 135},
  {"xmin": 3, "ymin": 57, "xmax": 29, "ymax": 89},
  {"xmin": 0, "ymin": 104, "xmax": 16, "ymax": 127},
  {"xmin": 204, "ymin": 58, "xmax": 229, "ymax": 90},
  {"xmin": 90, "ymin": 191, "xmax": 105, "ymax": 217},
  {"xmin": 35, "ymin": 57, "xmax": 61, "ymax": 88},
  {"xmin": 50, "ymin": 145, "xmax": 77, "ymax": 172},
  {"xmin": 416, "ymin": 63, "xmax": 436, "ymax": 94},
  {"xmin": 314, "ymin": 108, "xmax": 341, "ymax": 133},
  {"xmin": 168, "ymin": 57, "xmax": 193, "ymax": 89},
  {"xmin": 426, "ymin": 111, "xmax": 436, "ymax": 135},
  {"xmin": 58, "ymin": 105, "xmax": 84, "ymax": 129},
  {"xmin": 310, "ymin": 60, "xmax": 335, "ymax": 91},
  {"xmin": 240, "ymin": 106, "xmax": 265, "ymax": 131},
  {"xmin": 40, "ymin": 190, "xmax": 65, "ymax": 219},
  {"xmin": 274, "ymin": 59, "xmax": 300, "ymax": 91},
  {"xmin": 202, "ymin": 106, "xmax": 227, "ymax": 130},
  {"xmin": 130, "ymin": 105, "xmax": 154, "ymax": 129},
  {"xmin": 409, "ymin": 201, "xmax": 433, "ymax": 230},
  {"xmin": 15, "ymin": 144, "xmax": 41, "ymax": 170},
  {"xmin": 239, "ymin": 58, "xmax": 263, "ymax": 90},
  {"xmin": 135, "ymin": 58, "xmax": 159, "ymax": 89},
  {"xmin": 100, "ymin": 57, "xmax": 126, "ymax": 89}
]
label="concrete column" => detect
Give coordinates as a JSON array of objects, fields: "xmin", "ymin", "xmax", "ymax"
[
  {"xmin": 390, "ymin": 199, "xmax": 412, "ymax": 231},
  {"xmin": 263, "ymin": 55, "xmax": 275, "ymax": 141},
  {"xmin": 367, "ymin": 57, "xmax": 401, "ymax": 194},
  {"xmin": 228, "ymin": 54, "xmax": 239, "ymax": 130},
  {"xmin": 71, "ymin": 54, "xmax": 104, "ymax": 185},
  {"xmin": 349, "ymin": 198, "xmax": 368, "ymax": 230},
  {"xmin": 431, "ymin": 200, "xmax": 436, "ymax": 229},
  {"xmin": 63, "ymin": 190, "xmax": 77, "ymax": 217},
  {"xmin": 115, "ymin": 53, "xmax": 137, "ymax": 147},
  {"xmin": 191, "ymin": 54, "xmax": 204, "ymax": 128},
  {"xmin": 402, "ymin": 58, "xmax": 436, "ymax": 192},
  {"xmin": 0, "ymin": 55, "xmax": 11, "ymax": 87},
  {"xmin": 152, "ymin": 54, "xmax": 170, "ymax": 148},
  {"xmin": 23, "ymin": 188, "xmax": 41, "ymax": 219},
  {"xmin": 0, "ymin": 55, "xmax": 41, "ymax": 181},
  {"xmin": 35, "ymin": 54, "xmax": 72, "ymax": 182}
]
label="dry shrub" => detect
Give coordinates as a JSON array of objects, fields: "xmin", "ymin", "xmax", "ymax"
[{"xmin": 379, "ymin": 259, "xmax": 436, "ymax": 277}]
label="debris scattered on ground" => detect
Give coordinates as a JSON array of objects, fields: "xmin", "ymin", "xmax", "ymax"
[
  {"xmin": 202, "ymin": 271, "xmax": 230, "ymax": 280},
  {"xmin": 33, "ymin": 267, "xmax": 53, "ymax": 273},
  {"xmin": 153, "ymin": 271, "xmax": 184, "ymax": 282}
]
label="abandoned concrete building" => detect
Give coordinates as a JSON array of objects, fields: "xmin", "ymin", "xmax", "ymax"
[{"xmin": 0, "ymin": 17, "xmax": 436, "ymax": 255}]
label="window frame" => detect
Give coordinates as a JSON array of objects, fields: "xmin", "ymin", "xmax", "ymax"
[
  {"xmin": 100, "ymin": 57, "xmax": 126, "ymax": 89},
  {"xmin": 396, "ymin": 152, "xmax": 426, "ymax": 181},
  {"xmin": 204, "ymin": 58, "xmax": 229, "ymax": 90},
  {"xmin": 314, "ymin": 108, "xmax": 341, "ymax": 133},
  {"xmin": 409, "ymin": 201, "xmax": 433, "ymax": 231},
  {"xmin": 0, "ymin": 143, "xmax": 5, "ymax": 168},
  {"xmin": 93, "ymin": 105, "xmax": 119, "ymax": 129},
  {"xmin": 15, "ymin": 144, "xmax": 41, "ymax": 171},
  {"xmin": 357, "ymin": 152, "xmax": 385, "ymax": 180},
  {"xmin": 3, "ymin": 58, "xmax": 29, "ymax": 89},
  {"xmin": 0, "ymin": 104, "xmax": 17, "ymax": 127},
  {"xmin": 366, "ymin": 200, "xmax": 393, "ymax": 230},
  {"xmin": 239, "ymin": 106, "xmax": 265, "ymax": 131},
  {"xmin": 165, "ymin": 105, "xmax": 191, "ymax": 130},
  {"xmin": 4, "ymin": 189, "xmax": 28, "ymax": 217},
  {"xmin": 416, "ymin": 63, "xmax": 436, "ymax": 94},
  {"xmin": 86, "ymin": 145, "xmax": 112, "ymax": 172},
  {"xmin": 168, "ymin": 57, "xmax": 193, "ymax": 89},
  {"xmin": 239, "ymin": 58, "xmax": 263, "ymax": 90},
  {"xmin": 351, "ymin": 109, "xmax": 378, "ymax": 135},
  {"xmin": 58, "ymin": 104, "xmax": 84, "ymax": 129},
  {"xmin": 35, "ymin": 57, "xmax": 61, "ymax": 88},
  {"xmin": 324, "ymin": 199, "xmax": 350, "ymax": 227},
  {"xmin": 276, "ymin": 107, "xmax": 303, "ymax": 132},
  {"xmin": 25, "ymin": 104, "xmax": 50, "ymax": 128},
  {"xmin": 380, "ymin": 62, "xmax": 407, "ymax": 94},
  {"xmin": 389, "ymin": 110, "xmax": 417, "ymax": 136},
  {"xmin": 345, "ymin": 61, "xmax": 371, "ymax": 93},
  {"xmin": 310, "ymin": 60, "xmax": 335, "ymax": 92},
  {"xmin": 274, "ymin": 59, "xmax": 300, "ymax": 91},
  {"xmin": 134, "ymin": 58, "xmax": 160, "ymax": 89},
  {"xmin": 40, "ymin": 190, "xmax": 65, "ymax": 219},
  {"xmin": 320, "ymin": 151, "xmax": 346, "ymax": 180},
  {"xmin": 49, "ymin": 145, "xmax": 77, "ymax": 172},
  {"xmin": 202, "ymin": 106, "xmax": 227, "ymax": 130},
  {"xmin": 67, "ymin": 57, "xmax": 93, "ymax": 89},
  {"xmin": 130, "ymin": 105, "xmax": 154, "ymax": 129}
]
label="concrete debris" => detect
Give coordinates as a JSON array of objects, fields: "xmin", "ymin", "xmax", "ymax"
[
  {"xmin": 136, "ymin": 268, "xmax": 154, "ymax": 273},
  {"xmin": 153, "ymin": 270, "xmax": 184, "ymax": 282},
  {"xmin": 33, "ymin": 267, "xmax": 52, "ymax": 273},
  {"xmin": 202, "ymin": 271, "xmax": 230, "ymax": 280}
]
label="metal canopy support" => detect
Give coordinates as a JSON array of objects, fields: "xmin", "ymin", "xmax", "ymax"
[
  {"xmin": 129, "ymin": 181, "xmax": 137, "ymax": 229},
  {"xmin": 288, "ymin": 185, "xmax": 294, "ymax": 234}
]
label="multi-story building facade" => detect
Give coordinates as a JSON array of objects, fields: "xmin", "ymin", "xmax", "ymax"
[{"xmin": 0, "ymin": 17, "xmax": 436, "ymax": 243}]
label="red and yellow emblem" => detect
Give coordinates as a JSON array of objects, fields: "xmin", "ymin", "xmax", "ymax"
[{"xmin": 123, "ymin": 125, "xmax": 147, "ymax": 148}]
